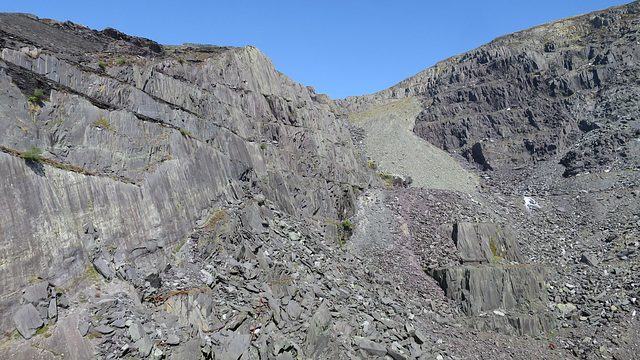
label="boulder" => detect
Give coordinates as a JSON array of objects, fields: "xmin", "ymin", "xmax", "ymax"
[
  {"xmin": 353, "ymin": 336, "xmax": 387, "ymax": 356},
  {"xmin": 14, "ymin": 303, "xmax": 44, "ymax": 339},
  {"xmin": 23, "ymin": 281, "xmax": 49, "ymax": 303},
  {"xmin": 93, "ymin": 257, "xmax": 113, "ymax": 280},
  {"xmin": 580, "ymin": 253, "xmax": 600, "ymax": 266},
  {"xmin": 135, "ymin": 335, "xmax": 154, "ymax": 358}
]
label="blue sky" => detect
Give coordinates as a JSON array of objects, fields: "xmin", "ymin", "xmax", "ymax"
[{"xmin": 4, "ymin": 1, "xmax": 631, "ymax": 99}]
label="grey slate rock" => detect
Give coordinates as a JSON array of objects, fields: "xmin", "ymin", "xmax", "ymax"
[
  {"xmin": 57, "ymin": 293, "xmax": 70, "ymax": 308},
  {"xmin": 580, "ymin": 253, "xmax": 600, "ymax": 266},
  {"xmin": 3, "ymin": 5, "xmax": 640, "ymax": 359},
  {"xmin": 305, "ymin": 302, "xmax": 332, "ymax": 354},
  {"xmin": 413, "ymin": 328, "xmax": 428, "ymax": 344},
  {"xmin": 166, "ymin": 334, "xmax": 180, "ymax": 345},
  {"xmin": 78, "ymin": 321, "xmax": 90, "ymax": 336},
  {"xmin": 135, "ymin": 335, "xmax": 154, "ymax": 358},
  {"xmin": 48, "ymin": 298, "xmax": 57, "ymax": 321},
  {"xmin": 285, "ymin": 299, "xmax": 303, "ymax": 320},
  {"xmin": 129, "ymin": 321, "xmax": 145, "ymax": 341},
  {"xmin": 37, "ymin": 303, "xmax": 49, "ymax": 320},
  {"xmin": 93, "ymin": 257, "xmax": 113, "ymax": 280},
  {"xmin": 353, "ymin": 336, "xmax": 387, "ymax": 356},
  {"xmin": 453, "ymin": 222, "xmax": 521, "ymax": 264},
  {"xmin": 94, "ymin": 324, "xmax": 115, "ymax": 334},
  {"xmin": 23, "ymin": 281, "xmax": 49, "ymax": 303},
  {"xmin": 111, "ymin": 318, "xmax": 127, "ymax": 328},
  {"xmin": 215, "ymin": 333, "xmax": 250, "ymax": 360},
  {"xmin": 172, "ymin": 339, "xmax": 201, "ymax": 360},
  {"xmin": 14, "ymin": 303, "xmax": 44, "ymax": 339},
  {"xmin": 388, "ymin": 347, "xmax": 409, "ymax": 360}
]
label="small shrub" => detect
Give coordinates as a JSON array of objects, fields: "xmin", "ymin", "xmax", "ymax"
[
  {"xmin": 177, "ymin": 58, "xmax": 185, "ymax": 64},
  {"xmin": 28, "ymin": 89, "xmax": 45, "ymax": 103},
  {"xmin": 342, "ymin": 220, "xmax": 351, "ymax": 229},
  {"xmin": 98, "ymin": 62, "xmax": 107, "ymax": 70},
  {"xmin": 179, "ymin": 128, "xmax": 191, "ymax": 137},
  {"xmin": 490, "ymin": 237, "xmax": 497, "ymax": 256},
  {"xmin": 260, "ymin": 143, "xmax": 266, "ymax": 150},
  {"xmin": 116, "ymin": 58, "xmax": 128, "ymax": 65},
  {"xmin": 22, "ymin": 145, "xmax": 43, "ymax": 161}
]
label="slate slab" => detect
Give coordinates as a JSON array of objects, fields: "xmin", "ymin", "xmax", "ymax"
[
  {"xmin": 14, "ymin": 303, "xmax": 44, "ymax": 339},
  {"xmin": 354, "ymin": 336, "xmax": 387, "ymax": 356},
  {"xmin": 24, "ymin": 281, "xmax": 49, "ymax": 303}
]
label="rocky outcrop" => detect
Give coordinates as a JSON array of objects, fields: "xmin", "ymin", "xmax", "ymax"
[
  {"xmin": 428, "ymin": 222, "xmax": 554, "ymax": 336},
  {"xmin": 0, "ymin": 12, "xmax": 374, "ymax": 337},
  {"xmin": 338, "ymin": 3, "xmax": 640, "ymax": 351},
  {"xmin": 452, "ymin": 222, "xmax": 522, "ymax": 264}
]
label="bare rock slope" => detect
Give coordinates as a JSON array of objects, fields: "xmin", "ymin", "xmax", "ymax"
[{"xmin": 341, "ymin": 1, "xmax": 640, "ymax": 359}]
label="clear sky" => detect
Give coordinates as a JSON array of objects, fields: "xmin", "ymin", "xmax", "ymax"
[{"xmin": 3, "ymin": 0, "xmax": 632, "ymax": 99}]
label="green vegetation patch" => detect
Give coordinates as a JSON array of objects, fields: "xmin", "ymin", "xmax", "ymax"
[
  {"xmin": 35, "ymin": 325, "xmax": 49, "ymax": 337},
  {"xmin": 174, "ymin": 240, "xmax": 186, "ymax": 253},
  {"xmin": 202, "ymin": 210, "xmax": 228, "ymax": 232},
  {"xmin": 83, "ymin": 265, "xmax": 101, "ymax": 285},
  {"xmin": 22, "ymin": 145, "xmax": 43, "ymax": 161},
  {"xmin": 92, "ymin": 119, "xmax": 114, "ymax": 131},
  {"xmin": 28, "ymin": 89, "xmax": 45, "ymax": 103}
]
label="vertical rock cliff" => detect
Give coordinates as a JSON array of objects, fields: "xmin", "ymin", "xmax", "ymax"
[{"xmin": 0, "ymin": 12, "xmax": 374, "ymax": 350}]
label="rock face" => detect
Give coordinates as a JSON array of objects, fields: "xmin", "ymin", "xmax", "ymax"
[
  {"xmin": 1, "ymin": 3, "xmax": 640, "ymax": 359},
  {"xmin": 0, "ymin": 12, "xmax": 372, "ymax": 333},
  {"xmin": 339, "ymin": 1, "xmax": 640, "ymax": 180},
  {"xmin": 452, "ymin": 222, "xmax": 522, "ymax": 264}
]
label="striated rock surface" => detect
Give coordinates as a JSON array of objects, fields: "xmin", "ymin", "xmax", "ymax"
[{"xmin": 0, "ymin": 11, "xmax": 373, "ymax": 331}]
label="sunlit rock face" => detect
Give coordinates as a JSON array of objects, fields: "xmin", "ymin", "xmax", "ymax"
[{"xmin": 1, "ymin": 2, "xmax": 640, "ymax": 359}]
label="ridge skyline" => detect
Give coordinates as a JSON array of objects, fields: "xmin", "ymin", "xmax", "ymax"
[{"xmin": 3, "ymin": 0, "xmax": 631, "ymax": 99}]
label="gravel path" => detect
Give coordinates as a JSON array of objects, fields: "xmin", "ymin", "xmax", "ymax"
[{"xmin": 349, "ymin": 97, "xmax": 478, "ymax": 193}]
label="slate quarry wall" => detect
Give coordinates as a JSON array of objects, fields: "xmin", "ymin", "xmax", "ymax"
[{"xmin": 0, "ymin": 13, "xmax": 373, "ymax": 332}]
